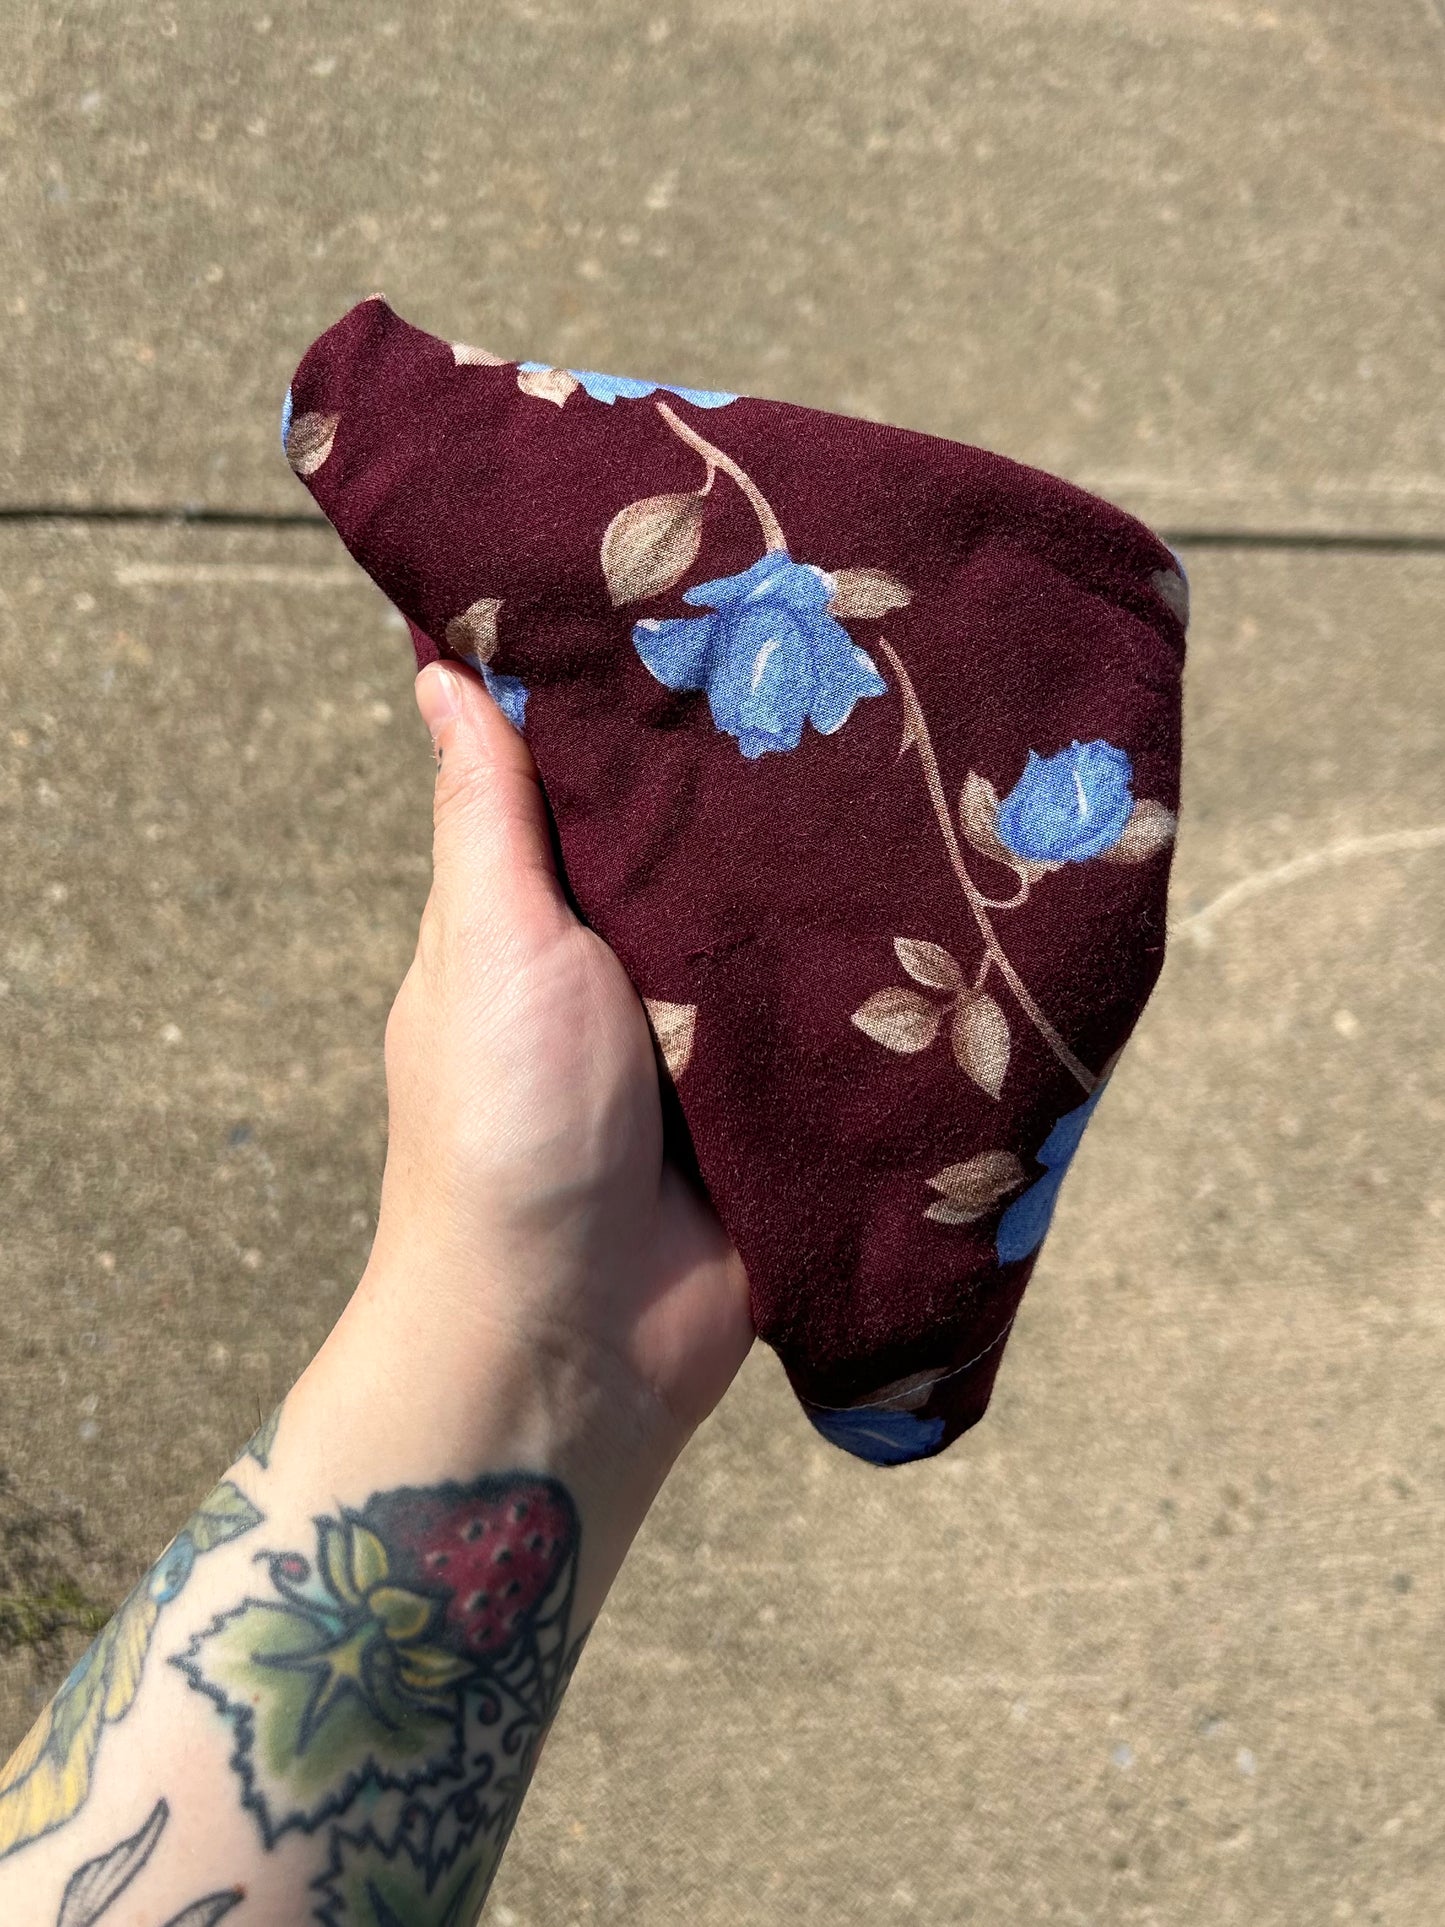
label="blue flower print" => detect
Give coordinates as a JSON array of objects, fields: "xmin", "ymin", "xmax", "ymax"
[
  {"xmin": 996, "ymin": 740, "xmax": 1135, "ymax": 864},
  {"xmin": 803, "ymin": 1403, "xmax": 947, "ymax": 1467},
  {"xmin": 996, "ymin": 1083, "xmax": 1107, "ymax": 1264},
  {"xmin": 632, "ymin": 551, "xmax": 888, "ymax": 758},
  {"xmin": 517, "ymin": 362, "xmax": 738, "ymax": 408},
  {"xmin": 479, "ymin": 663, "xmax": 528, "ymax": 730},
  {"xmin": 280, "ymin": 384, "xmax": 293, "ymax": 453}
]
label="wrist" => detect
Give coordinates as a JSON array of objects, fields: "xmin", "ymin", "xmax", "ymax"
[
  {"xmin": 302, "ymin": 1251, "xmax": 685, "ymax": 1550},
  {"xmin": 360, "ymin": 1200, "xmax": 701, "ymax": 1463}
]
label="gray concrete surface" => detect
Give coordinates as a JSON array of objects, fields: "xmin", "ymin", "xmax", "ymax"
[
  {"xmin": 4, "ymin": 0, "xmax": 1444, "ymax": 533},
  {"xmin": 4, "ymin": 3, "xmax": 1444, "ymax": 1922},
  {"xmin": 4, "ymin": 529, "xmax": 1443, "ymax": 1923}
]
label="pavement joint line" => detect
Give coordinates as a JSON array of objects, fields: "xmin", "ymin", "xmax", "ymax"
[
  {"xmin": 0, "ymin": 508, "xmax": 328, "ymax": 530},
  {"xmin": 1172, "ymin": 826, "xmax": 1445, "ymax": 941},
  {"xmin": 2, "ymin": 507, "xmax": 1445, "ymax": 555}
]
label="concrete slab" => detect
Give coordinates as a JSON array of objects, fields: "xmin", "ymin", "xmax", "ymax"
[
  {"xmin": 5, "ymin": 0, "xmax": 1443, "ymax": 533},
  {"xmin": 2, "ymin": 522, "xmax": 1442, "ymax": 1919}
]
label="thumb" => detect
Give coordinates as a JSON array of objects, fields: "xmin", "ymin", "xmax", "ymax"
[{"xmin": 414, "ymin": 661, "xmax": 568, "ymax": 929}]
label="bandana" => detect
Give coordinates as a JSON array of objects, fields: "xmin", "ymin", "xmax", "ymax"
[{"xmin": 283, "ymin": 297, "xmax": 1187, "ymax": 1467}]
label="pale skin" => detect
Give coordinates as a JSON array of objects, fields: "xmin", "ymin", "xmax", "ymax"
[{"xmin": 0, "ymin": 660, "xmax": 755, "ymax": 1924}]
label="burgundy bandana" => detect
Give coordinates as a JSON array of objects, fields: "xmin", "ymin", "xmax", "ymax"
[{"xmin": 284, "ymin": 297, "xmax": 1187, "ymax": 1468}]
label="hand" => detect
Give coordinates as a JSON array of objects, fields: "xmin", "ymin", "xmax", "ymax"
[{"xmin": 361, "ymin": 659, "xmax": 754, "ymax": 1463}]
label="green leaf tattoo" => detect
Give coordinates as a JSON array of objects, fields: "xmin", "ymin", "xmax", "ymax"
[
  {"xmin": 188, "ymin": 1481, "xmax": 267, "ymax": 1556},
  {"xmin": 315, "ymin": 1822, "xmax": 492, "ymax": 1927},
  {"xmin": 171, "ymin": 1473, "xmax": 591, "ymax": 1921}
]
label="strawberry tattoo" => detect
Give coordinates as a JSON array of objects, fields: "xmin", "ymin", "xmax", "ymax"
[{"xmin": 363, "ymin": 1478, "xmax": 577, "ymax": 1662}]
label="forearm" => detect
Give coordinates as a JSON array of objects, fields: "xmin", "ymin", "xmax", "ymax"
[{"xmin": 0, "ymin": 1256, "xmax": 680, "ymax": 1924}]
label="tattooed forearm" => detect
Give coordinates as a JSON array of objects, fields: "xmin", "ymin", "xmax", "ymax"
[
  {"xmin": 54, "ymin": 1798, "xmax": 243, "ymax": 1927},
  {"xmin": 0, "ymin": 1482, "xmax": 263, "ymax": 1860},
  {"xmin": 1, "ymin": 1463, "xmax": 590, "ymax": 1920},
  {"xmin": 0, "ymin": 1298, "xmax": 638, "ymax": 1927},
  {"xmin": 171, "ymin": 1473, "xmax": 591, "ymax": 1923}
]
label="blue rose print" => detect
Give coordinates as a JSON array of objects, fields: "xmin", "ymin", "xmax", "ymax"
[
  {"xmin": 518, "ymin": 362, "xmax": 737, "ymax": 408},
  {"xmin": 280, "ymin": 384, "xmax": 293, "ymax": 452},
  {"xmin": 803, "ymin": 1403, "xmax": 947, "ymax": 1467},
  {"xmin": 996, "ymin": 1083, "xmax": 1108, "ymax": 1264},
  {"xmin": 632, "ymin": 551, "xmax": 888, "ymax": 758},
  {"xmin": 479, "ymin": 663, "xmax": 529, "ymax": 730},
  {"xmin": 995, "ymin": 740, "xmax": 1134, "ymax": 864}
]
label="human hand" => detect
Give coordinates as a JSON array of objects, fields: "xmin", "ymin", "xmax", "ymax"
[{"xmin": 359, "ymin": 658, "xmax": 754, "ymax": 1467}]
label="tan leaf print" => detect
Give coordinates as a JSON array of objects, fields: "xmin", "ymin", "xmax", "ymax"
[
  {"xmin": 924, "ymin": 1199, "xmax": 987, "ymax": 1226},
  {"xmin": 601, "ymin": 493, "xmax": 707, "ymax": 607},
  {"xmin": 444, "ymin": 597, "xmax": 503, "ymax": 667},
  {"xmin": 852, "ymin": 987, "xmax": 944, "ymax": 1054},
  {"xmin": 893, "ymin": 937, "xmax": 964, "ymax": 992},
  {"xmin": 924, "ymin": 1150, "xmax": 1026, "ymax": 1224},
  {"xmin": 1099, "ymin": 796, "xmax": 1178, "ymax": 864},
  {"xmin": 643, "ymin": 999, "xmax": 697, "ymax": 1079},
  {"xmin": 826, "ymin": 567, "xmax": 912, "ymax": 619},
  {"xmin": 959, "ymin": 771, "xmax": 1052, "ymax": 882},
  {"xmin": 957, "ymin": 774, "xmax": 1006, "ymax": 866},
  {"xmin": 860, "ymin": 1367, "xmax": 951, "ymax": 1413},
  {"xmin": 451, "ymin": 341, "xmax": 510, "ymax": 366},
  {"xmin": 958, "ymin": 771, "xmax": 1011, "ymax": 862},
  {"xmin": 951, "ymin": 991, "xmax": 1011, "ymax": 1099},
  {"xmin": 284, "ymin": 411, "xmax": 339, "ymax": 479},
  {"xmin": 517, "ymin": 366, "xmax": 579, "ymax": 406}
]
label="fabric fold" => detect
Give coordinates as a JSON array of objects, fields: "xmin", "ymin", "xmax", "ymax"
[{"xmin": 283, "ymin": 297, "xmax": 1186, "ymax": 1468}]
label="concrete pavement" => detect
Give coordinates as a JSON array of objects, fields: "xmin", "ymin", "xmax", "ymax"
[
  {"xmin": 3, "ymin": 4, "xmax": 1443, "ymax": 1921},
  {"xmin": 4, "ymin": 1, "xmax": 1443, "ymax": 533}
]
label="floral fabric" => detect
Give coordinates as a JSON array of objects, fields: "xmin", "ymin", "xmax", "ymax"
[
  {"xmin": 283, "ymin": 298, "xmax": 1187, "ymax": 1468},
  {"xmin": 515, "ymin": 361, "xmax": 739, "ymax": 409},
  {"xmin": 995, "ymin": 742, "xmax": 1136, "ymax": 864},
  {"xmin": 633, "ymin": 552, "xmax": 889, "ymax": 758}
]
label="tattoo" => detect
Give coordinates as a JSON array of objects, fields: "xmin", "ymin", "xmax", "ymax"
[
  {"xmin": 171, "ymin": 1474, "xmax": 592, "ymax": 1923},
  {"xmin": 55, "ymin": 1798, "xmax": 165, "ymax": 1927},
  {"xmin": 160, "ymin": 1897, "xmax": 246, "ymax": 1927},
  {"xmin": 242, "ymin": 1401, "xmax": 284, "ymax": 1472},
  {"xmin": 55, "ymin": 1796, "xmax": 244, "ymax": 1927},
  {"xmin": 0, "ymin": 1482, "xmax": 263, "ymax": 1861}
]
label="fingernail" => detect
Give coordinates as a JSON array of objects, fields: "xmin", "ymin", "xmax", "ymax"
[{"xmin": 415, "ymin": 663, "xmax": 462, "ymax": 749}]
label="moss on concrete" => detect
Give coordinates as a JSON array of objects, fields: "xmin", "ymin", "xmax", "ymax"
[{"xmin": 0, "ymin": 1581, "xmax": 110, "ymax": 1655}]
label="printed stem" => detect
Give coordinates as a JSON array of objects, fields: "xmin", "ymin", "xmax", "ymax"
[
  {"xmin": 654, "ymin": 399, "xmax": 788, "ymax": 553},
  {"xmin": 877, "ymin": 637, "xmax": 1098, "ymax": 1096},
  {"xmin": 976, "ymin": 876, "xmax": 1032, "ymax": 911}
]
